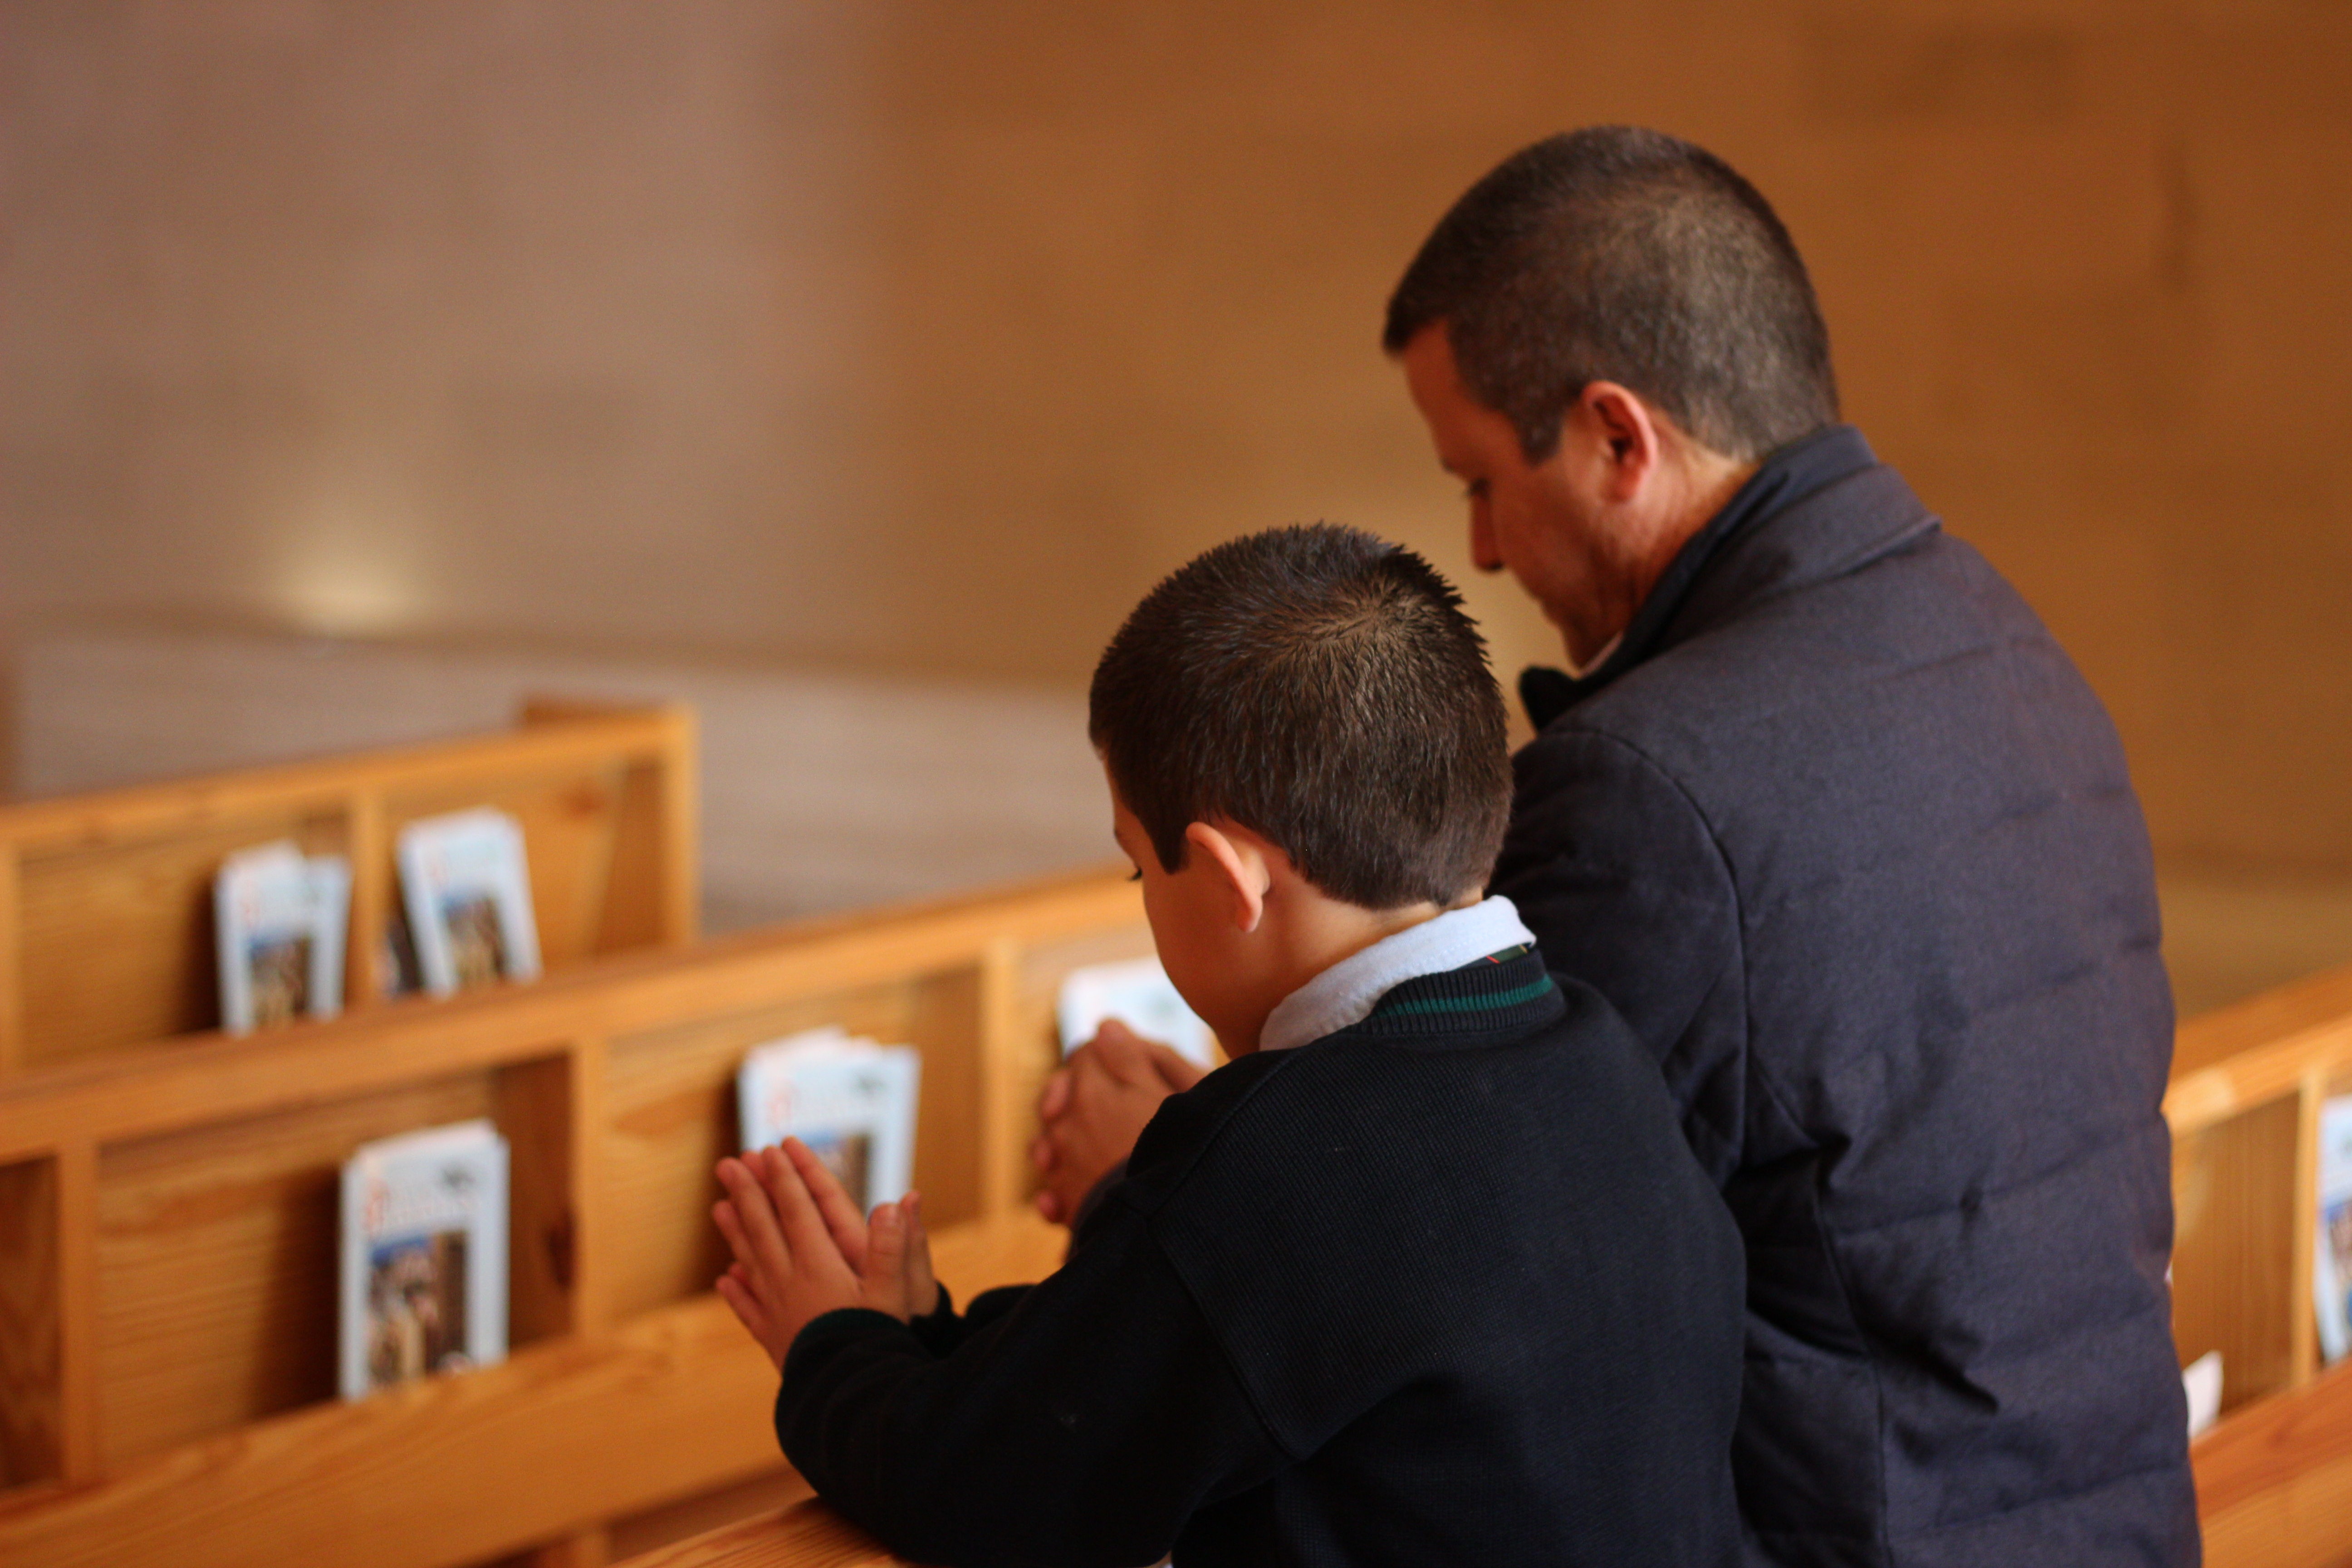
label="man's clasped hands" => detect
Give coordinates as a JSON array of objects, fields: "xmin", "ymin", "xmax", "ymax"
[{"xmin": 713, "ymin": 1017, "xmax": 1205, "ymax": 1362}]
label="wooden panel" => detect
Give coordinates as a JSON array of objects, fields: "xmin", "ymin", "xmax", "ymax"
[
  {"xmin": 605, "ymin": 1470, "xmax": 813, "ymax": 1564},
  {"xmin": 2169, "ymin": 960, "xmax": 2352, "ymax": 1138},
  {"xmin": 593, "ymin": 761, "xmax": 680, "ymax": 956},
  {"xmin": 0, "ymin": 1156, "xmax": 62, "ymax": 1487},
  {"xmin": 2196, "ymin": 1361, "xmax": 2352, "ymax": 1568},
  {"xmin": 0, "ymin": 1212, "xmax": 1061, "ymax": 1568},
  {"xmin": 93, "ymin": 1069, "xmax": 501, "ymax": 1468},
  {"xmin": 381, "ymin": 764, "xmax": 631, "ymax": 976},
  {"xmin": 0, "ymin": 849, "xmax": 22, "ymax": 1074},
  {"xmin": 2173, "ymin": 1092, "xmax": 2305, "ymax": 1411},
  {"xmin": 992, "ymin": 919, "xmax": 1159, "ymax": 1207},
  {"xmin": 0, "ymin": 868, "xmax": 1138, "ymax": 1169},
  {"xmin": 611, "ymin": 1504, "xmax": 897, "ymax": 1568},
  {"xmin": 346, "ymin": 790, "xmax": 392, "ymax": 1006},
  {"xmin": 495, "ymin": 1054, "xmax": 581, "ymax": 1345},
  {"xmin": 16, "ymin": 807, "xmax": 348, "ymax": 1068},
  {"xmin": 601, "ymin": 971, "xmax": 984, "ymax": 1322}
]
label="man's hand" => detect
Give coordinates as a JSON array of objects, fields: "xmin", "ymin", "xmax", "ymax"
[
  {"xmin": 712, "ymin": 1138, "xmax": 940, "ymax": 1371},
  {"xmin": 1029, "ymin": 1019, "xmax": 1208, "ymax": 1225}
]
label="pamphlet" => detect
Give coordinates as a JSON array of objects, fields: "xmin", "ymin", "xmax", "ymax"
[
  {"xmin": 1056, "ymin": 956, "xmax": 1216, "ymax": 1067},
  {"xmin": 2315, "ymin": 1094, "xmax": 2352, "ymax": 1365},
  {"xmin": 2182, "ymin": 1349, "xmax": 2223, "ymax": 1440},
  {"xmin": 738, "ymin": 1027, "xmax": 920, "ymax": 1215},
  {"xmin": 214, "ymin": 840, "xmax": 351, "ymax": 1034},
  {"xmin": 338, "ymin": 1119, "xmax": 510, "ymax": 1399},
  {"xmin": 396, "ymin": 808, "xmax": 542, "ymax": 996}
]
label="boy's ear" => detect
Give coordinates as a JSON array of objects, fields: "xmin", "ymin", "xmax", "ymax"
[{"xmin": 1183, "ymin": 821, "xmax": 1267, "ymax": 935}]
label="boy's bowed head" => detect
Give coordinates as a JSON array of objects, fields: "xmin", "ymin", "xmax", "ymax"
[{"xmin": 1037, "ymin": 524, "xmax": 1513, "ymax": 1220}]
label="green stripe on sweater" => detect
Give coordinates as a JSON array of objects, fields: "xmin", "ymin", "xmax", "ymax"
[{"xmin": 1372, "ymin": 975, "xmax": 1556, "ymax": 1017}]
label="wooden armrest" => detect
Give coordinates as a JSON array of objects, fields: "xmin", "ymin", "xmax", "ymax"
[
  {"xmin": 2196, "ymin": 1361, "xmax": 2352, "ymax": 1565},
  {"xmin": 617, "ymin": 1499, "xmax": 902, "ymax": 1568}
]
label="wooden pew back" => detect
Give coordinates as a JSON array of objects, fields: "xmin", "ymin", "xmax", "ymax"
[
  {"xmin": 0, "ymin": 702, "xmax": 697, "ymax": 1074},
  {"xmin": 0, "ymin": 864, "xmax": 1145, "ymax": 1568}
]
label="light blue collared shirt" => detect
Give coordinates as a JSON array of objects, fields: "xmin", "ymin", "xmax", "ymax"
[{"xmin": 1256, "ymin": 895, "xmax": 1538, "ymax": 1054}]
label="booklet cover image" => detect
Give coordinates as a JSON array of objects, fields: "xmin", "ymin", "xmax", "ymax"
[
  {"xmin": 738, "ymin": 1028, "xmax": 920, "ymax": 1214},
  {"xmin": 215, "ymin": 841, "xmax": 352, "ymax": 1034},
  {"xmin": 340, "ymin": 1120, "xmax": 510, "ymax": 1399},
  {"xmin": 2317, "ymin": 1095, "xmax": 2352, "ymax": 1366},
  {"xmin": 396, "ymin": 808, "xmax": 543, "ymax": 997}
]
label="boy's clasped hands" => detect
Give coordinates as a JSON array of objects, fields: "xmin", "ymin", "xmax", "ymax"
[{"xmin": 712, "ymin": 1138, "xmax": 939, "ymax": 1371}]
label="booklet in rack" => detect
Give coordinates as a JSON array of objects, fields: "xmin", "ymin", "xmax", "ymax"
[
  {"xmin": 396, "ymin": 808, "xmax": 543, "ymax": 996},
  {"xmin": 215, "ymin": 840, "xmax": 352, "ymax": 1035},
  {"xmin": 339, "ymin": 1119, "xmax": 510, "ymax": 1399},
  {"xmin": 738, "ymin": 1027, "xmax": 921, "ymax": 1215},
  {"xmin": 1055, "ymin": 956, "xmax": 1217, "ymax": 1068}
]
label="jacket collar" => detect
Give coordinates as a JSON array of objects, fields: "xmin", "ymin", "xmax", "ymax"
[{"xmin": 1519, "ymin": 424, "xmax": 1936, "ymax": 730}]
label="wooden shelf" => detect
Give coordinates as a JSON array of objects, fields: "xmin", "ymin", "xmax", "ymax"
[
  {"xmin": 0, "ymin": 702, "xmax": 697, "ymax": 1076},
  {"xmin": 0, "ymin": 794, "xmax": 1144, "ymax": 1564}
]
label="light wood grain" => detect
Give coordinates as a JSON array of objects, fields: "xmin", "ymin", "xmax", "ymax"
[
  {"xmin": 0, "ymin": 1212, "xmax": 1061, "ymax": 1568},
  {"xmin": 2167, "ymin": 961, "xmax": 2352, "ymax": 1137},
  {"xmin": 2173, "ymin": 1093, "xmax": 2306, "ymax": 1411},
  {"xmin": 0, "ymin": 705, "xmax": 695, "ymax": 1071},
  {"xmin": 0, "ymin": 1156, "xmax": 61, "ymax": 1486},
  {"xmin": 0, "ymin": 850, "xmax": 22, "ymax": 1074},
  {"xmin": 612, "ymin": 1503, "xmax": 899, "ymax": 1568},
  {"xmin": 2195, "ymin": 1360, "xmax": 2352, "ymax": 1568},
  {"xmin": 0, "ymin": 868, "xmax": 1139, "ymax": 1166},
  {"xmin": 93, "ymin": 1069, "xmax": 500, "ymax": 1468}
]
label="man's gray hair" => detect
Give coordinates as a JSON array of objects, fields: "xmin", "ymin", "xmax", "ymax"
[{"xmin": 1384, "ymin": 127, "xmax": 1838, "ymax": 462}]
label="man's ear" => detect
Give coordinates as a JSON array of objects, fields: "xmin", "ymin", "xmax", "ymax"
[
  {"xmin": 1183, "ymin": 821, "xmax": 1267, "ymax": 935},
  {"xmin": 1579, "ymin": 381, "xmax": 1663, "ymax": 502}
]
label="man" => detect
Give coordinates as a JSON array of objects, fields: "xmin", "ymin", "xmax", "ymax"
[{"xmin": 1039, "ymin": 127, "xmax": 2196, "ymax": 1565}]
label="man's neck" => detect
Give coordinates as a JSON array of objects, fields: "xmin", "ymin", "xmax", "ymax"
[{"xmin": 1567, "ymin": 451, "xmax": 1755, "ymax": 667}]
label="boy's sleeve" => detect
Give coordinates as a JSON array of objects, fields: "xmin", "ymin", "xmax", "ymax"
[{"xmin": 777, "ymin": 1204, "xmax": 1285, "ymax": 1568}]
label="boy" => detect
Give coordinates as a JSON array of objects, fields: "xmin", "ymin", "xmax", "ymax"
[{"xmin": 713, "ymin": 524, "xmax": 1744, "ymax": 1566}]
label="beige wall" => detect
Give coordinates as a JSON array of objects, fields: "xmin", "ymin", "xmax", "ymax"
[{"xmin": 5, "ymin": 0, "xmax": 2350, "ymax": 875}]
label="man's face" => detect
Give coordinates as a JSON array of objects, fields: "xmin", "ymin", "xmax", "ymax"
[{"xmin": 1400, "ymin": 323, "xmax": 1619, "ymax": 661}]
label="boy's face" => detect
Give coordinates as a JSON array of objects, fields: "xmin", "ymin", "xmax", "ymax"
[{"xmin": 1105, "ymin": 769, "xmax": 1256, "ymax": 1051}]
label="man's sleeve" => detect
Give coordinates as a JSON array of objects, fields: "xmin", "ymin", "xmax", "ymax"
[
  {"xmin": 1493, "ymin": 724, "xmax": 1746, "ymax": 1181},
  {"xmin": 776, "ymin": 1204, "xmax": 1285, "ymax": 1568}
]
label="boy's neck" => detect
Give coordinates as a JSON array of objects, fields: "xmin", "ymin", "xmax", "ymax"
[{"xmin": 1229, "ymin": 890, "xmax": 1475, "ymax": 1054}]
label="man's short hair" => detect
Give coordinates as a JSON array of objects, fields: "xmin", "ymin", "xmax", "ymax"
[
  {"xmin": 1090, "ymin": 524, "xmax": 1510, "ymax": 910},
  {"xmin": 1383, "ymin": 126, "xmax": 1838, "ymax": 462}
]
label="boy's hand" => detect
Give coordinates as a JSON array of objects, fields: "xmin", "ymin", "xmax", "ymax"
[
  {"xmin": 1029, "ymin": 1019, "xmax": 1207, "ymax": 1225},
  {"xmin": 711, "ymin": 1139, "xmax": 940, "ymax": 1372}
]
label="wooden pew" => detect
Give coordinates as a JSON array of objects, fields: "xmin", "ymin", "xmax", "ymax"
[
  {"xmin": 0, "ymin": 701, "xmax": 697, "ymax": 1074},
  {"xmin": 616, "ymin": 962, "xmax": 2352, "ymax": 1568},
  {"xmin": 0, "ymin": 857, "xmax": 1147, "ymax": 1568}
]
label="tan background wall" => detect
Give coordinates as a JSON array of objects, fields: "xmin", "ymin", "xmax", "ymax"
[{"xmin": 4, "ymin": 0, "xmax": 2349, "ymax": 881}]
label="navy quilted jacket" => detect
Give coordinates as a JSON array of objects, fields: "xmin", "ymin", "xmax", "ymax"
[{"xmin": 1495, "ymin": 426, "xmax": 2198, "ymax": 1566}]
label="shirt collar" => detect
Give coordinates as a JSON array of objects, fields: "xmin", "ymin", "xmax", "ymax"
[{"xmin": 1256, "ymin": 896, "xmax": 1538, "ymax": 1054}]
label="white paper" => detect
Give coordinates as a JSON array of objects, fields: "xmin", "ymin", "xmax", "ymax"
[
  {"xmin": 397, "ymin": 808, "xmax": 542, "ymax": 996},
  {"xmin": 1056, "ymin": 956, "xmax": 1216, "ymax": 1067},
  {"xmin": 2315, "ymin": 1095, "xmax": 2352, "ymax": 1366},
  {"xmin": 738, "ymin": 1028, "xmax": 921, "ymax": 1215},
  {"xmin": 2182, "ymin": 1350, "xmax": 2223, "ymax": 1440},
  {"xmin": 215, "ymin": 840, "xmax": 351, "ymax": 1034},
  {"xmin": 339, "ymin": 1118, "xmax": 509, "ymax": 1399}
]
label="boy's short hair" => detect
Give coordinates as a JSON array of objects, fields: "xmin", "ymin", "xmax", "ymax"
[{"xmin": 1089, "ymin": 524, "xmax": 1510, "ymax": 910}]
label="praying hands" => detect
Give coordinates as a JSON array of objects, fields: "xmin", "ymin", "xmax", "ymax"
[{"xmin": 712, "ymin": 1137, "xmax": 940, "ymax": 1371}]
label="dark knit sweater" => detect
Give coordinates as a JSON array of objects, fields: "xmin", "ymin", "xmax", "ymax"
[{"xmin": 775, "ymin": 949, "xmax": 1746, "ymax": 1568}]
